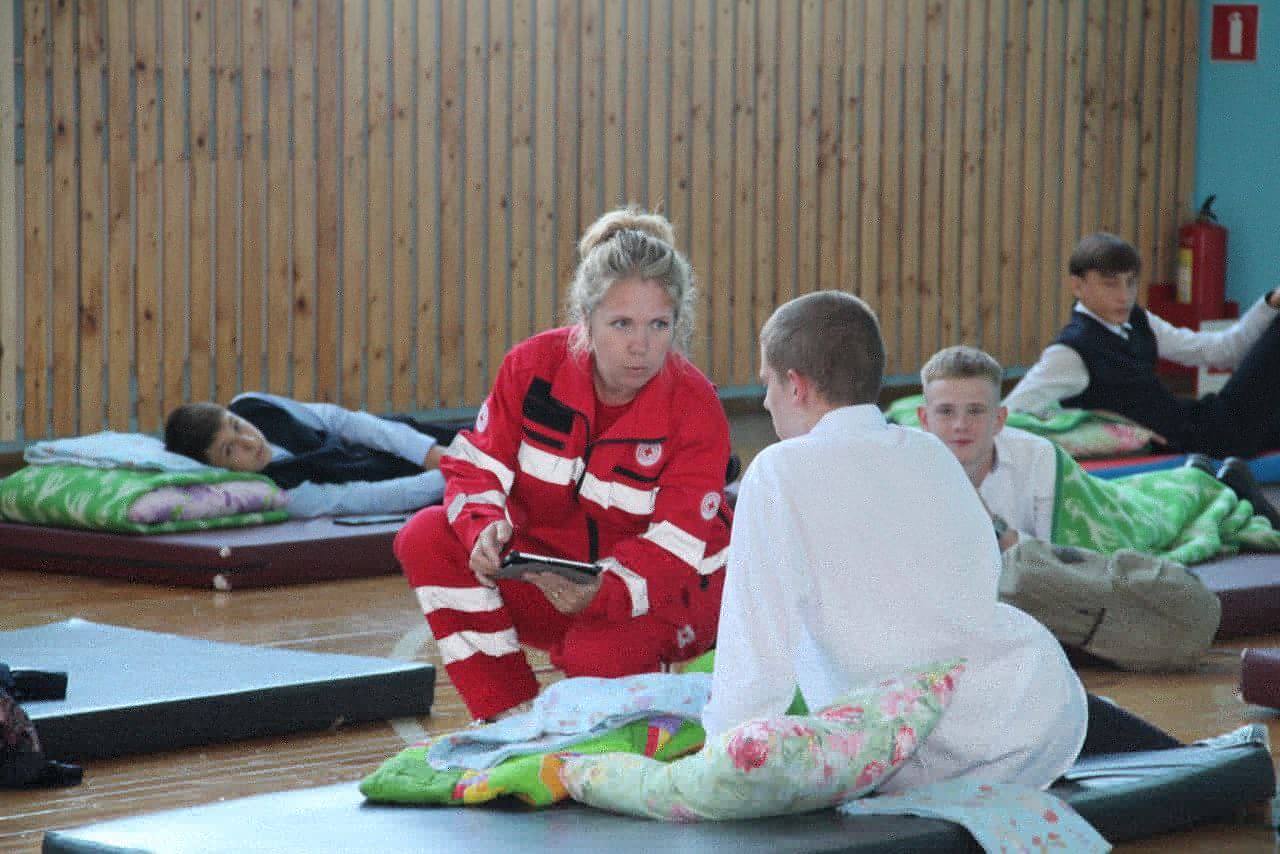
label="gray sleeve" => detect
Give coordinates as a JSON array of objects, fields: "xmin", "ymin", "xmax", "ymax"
[{"xmin": 284, "ymin": 470, "xmax": 445, "ymax": 518}]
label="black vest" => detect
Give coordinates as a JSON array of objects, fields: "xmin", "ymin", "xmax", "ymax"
[
  {"xmin": 1057, "ymin": 307, "xmax": 1198, "ymax": 450},
  {"xmin": 228, "ymin": 396, "xmax": 425, "ymax": 490}
]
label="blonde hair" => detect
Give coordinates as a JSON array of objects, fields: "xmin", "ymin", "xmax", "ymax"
[
  {"xmin": 920, "ymin": 345, "xmax": 1003, "ymax": 392},
  {"xmin": 567, "ymin": 206, "xmax": 695, "ymax": 353},
  {"xmin": 760, "ymin": 291, "xmax": 884, "ymax": 406}
]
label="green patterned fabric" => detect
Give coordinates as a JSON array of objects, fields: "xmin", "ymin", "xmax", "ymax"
[
  {"xmin": 0, "ymin": 464, "xmax": 288, "ymax": 534},
  {"xmin": 359, "ymin": 716, "xmax": 706, "ymax": 807},
  {"xmin": 885, "ymin": 395, "xmax": 1155, "ymax": 458},
  {"xmin": 1052, "ymin": 445, "xmax": 1280, "ymax": 565}
]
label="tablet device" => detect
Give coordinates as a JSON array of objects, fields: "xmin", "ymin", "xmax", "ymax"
[{"xmin": 495, "ymin": 551, "xmax": 602, "ymax": 585}]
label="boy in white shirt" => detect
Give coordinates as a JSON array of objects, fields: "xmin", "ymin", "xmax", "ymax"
[
  {"xmin": 921, "ymin": 344, "xmax": 1280, "ymax": 542},
  {"xmin": 917, "ymin": 346, "xmax": 1055, "ymax": 551},
  {"xmin": 704, "ymin": 291, "xmax": 1087, "ymax": 792},
  {"xmin": 1004, "ymin": 231, "xmax": 1280, "ymax": 458},
  {"xmin": 164, "ymin": 392, "xmax": 457, "ymax": 517}
]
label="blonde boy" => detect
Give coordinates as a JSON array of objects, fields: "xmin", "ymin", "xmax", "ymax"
[{"xmin": 917, "ymin": 346, "xmax": 1057, "ymax": 551}]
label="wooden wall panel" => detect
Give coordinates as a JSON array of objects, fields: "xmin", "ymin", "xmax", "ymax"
[
  {"xmin": 106, "ymin": 0, "xmax": 131, "ymax": 429},
  {"xmin": 5, "ymin": 0, "xmax": 1202, "ymax": 441},
  {"xmin": 0, "ymin": 0, "xmax": 16, "ymax": 438},
  {"xmin": 389, "ymin": 0, "xmax": 413, "ymax": 410},
  {"xmin": 731, "ymin": 0, "xmax": 755, "ymax": 386},
  {"xmin": 340, "ymin": 0, "xmax": 366, "ymax": 409},
  {"xmin": 365, "ymin": 0, "xmax": 390, "ymax": 411},
  {"xmin": 76, "ymin": 0, "xmax": 105, "ymax": 434},
  {"xmin": 134, "ymin": 0, "xmax": 161, "ymax": 432},
  {"xmin": 188, "ymin": 0, "xmax": 212, "ymax": 403},
  {"xmin": 160, "ymin": 0, "xmax": 186, "ymax": 419},
  {"xmin": 266, "ymin": 0, "xmax": 291, "ymax": 395},
  {"xmin": 50, "ymin": 0, "xmax": 76, "ymax": 434},
  {"xmin": 213, "ymin": 0, "xmax": 238, "ymax": 403},
  {"xmin": 415, "ymin": 0, "xmax": 440, "ymax": 407},
  {"xmin": 437, "ymin": 0, "xmax": 462, "ymax": 408},
  {"xmin": 241, "ymin": 0, "xmax": 265, "ymax": 394},
  {"xmin": 293, "ymin": 0, "xmax": 317, "ymax": 401},
  {"xmin": 22, "ymin": 0, "xmax": 47, "ymax": 439},
  {"xmin": 314, "ymin": 0, "xmax": 339, "ymax": 402}
]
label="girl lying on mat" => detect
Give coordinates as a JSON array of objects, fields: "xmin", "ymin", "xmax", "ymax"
[
  {"xmin": 917, "ymin": 345, "xmax": 1280, "ymax": 564},
  {"xmin": 164, "ymin": 392, "xmax": 463, "ymax": 518}
]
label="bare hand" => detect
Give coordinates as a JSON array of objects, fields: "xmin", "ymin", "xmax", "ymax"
[
  {"xmin": 470, "ymin": 520, "xmax": 513, "ymax": 581},
  {"xmin": 997, "ymin": 527, "xmax": 1019, "ymax": 552},
  {"xmin": 423, "ymin": 444, "xmax": 446, "ymax": 470},
  {"xmin": 525, "ymin": 572, "xmax": 601, "ymax": 615}
]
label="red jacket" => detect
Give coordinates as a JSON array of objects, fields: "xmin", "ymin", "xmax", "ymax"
[{"xmin": 442, "ymin": 327, "xmax": 732, "ymax": 625}]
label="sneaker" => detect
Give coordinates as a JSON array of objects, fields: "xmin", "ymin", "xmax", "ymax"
[{"xmin": 1217, "ymin": 457, "xmax": 1280, "ymax": 530}]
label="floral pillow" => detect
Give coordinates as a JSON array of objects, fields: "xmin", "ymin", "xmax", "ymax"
[{"xmin": 558, "ymin": 660, "xmax": 963, "ymax": 822}]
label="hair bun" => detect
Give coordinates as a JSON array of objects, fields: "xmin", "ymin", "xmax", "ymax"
[{"xmin": 577, "ymin": 206, "xmax": 676, "ymax": 259}]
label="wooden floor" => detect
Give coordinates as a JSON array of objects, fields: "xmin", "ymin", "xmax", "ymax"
[{"xmin": 1, "ymin": 410, "xmax": 1279, "ymax": 852}]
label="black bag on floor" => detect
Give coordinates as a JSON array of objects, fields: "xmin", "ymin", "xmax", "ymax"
[{"xmin": 0, "ymin": 664, "xmax": 82, "ymax": 788}]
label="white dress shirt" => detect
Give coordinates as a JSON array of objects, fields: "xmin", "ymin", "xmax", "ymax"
[
  {"xmin": 704, "ymin": 405, "xmax": 1087, "ymax": 791},
  {"xmin": 979, "ymin": 427, "xmax": 1058, "ymax": 543},
  {"xmin": 1003, "ymin": 297, "xmax": 1280, "ymax": 418}
]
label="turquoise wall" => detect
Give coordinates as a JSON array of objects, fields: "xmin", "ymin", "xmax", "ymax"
[{"xmin": 1196, "ymin": 1, "xmax": 1280, "ymax": 304}]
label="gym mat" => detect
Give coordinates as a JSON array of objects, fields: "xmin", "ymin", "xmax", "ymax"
[
  {"xmin": 0, "ymin": 516, "xmax": 405, "ymax": 589},
  {"xmin": 1191, "ymin": 552, "xmax": 1280, "ymax": 638},
  {"xmin": 41, "ymin": 723, "xmax": 1274, "ymax": 852},
  {"xmin": 7, "ymin": 619, "xmax": 434, "ymax": 761}
]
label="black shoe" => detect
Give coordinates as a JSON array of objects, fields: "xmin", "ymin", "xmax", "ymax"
[
  {"xmin": 1217, "ymin": 458, "xmax": 1280, "ymax": 530},
  {"xmin": 1183, "ymin": 453, "xmax": 1219, "ymax": 477}
]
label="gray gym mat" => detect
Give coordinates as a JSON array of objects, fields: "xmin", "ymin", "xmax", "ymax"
[
  {"xmin": 41, "ymin": 725, "xmax": 1276, "ymax": 853},
  {"xmin": 6, "ymin": 619, "xmax": 434, "ymax": 760}
]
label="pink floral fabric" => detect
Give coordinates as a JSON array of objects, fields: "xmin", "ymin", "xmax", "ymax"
[{"xmin": 558, "ymin": 660, "xmax": 964, "ymax": 821}]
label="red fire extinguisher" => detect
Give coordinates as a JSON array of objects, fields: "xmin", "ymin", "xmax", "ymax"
[{"xmin": 1177, "ymin": 195, "xmax": 1228, "ymax": 320}]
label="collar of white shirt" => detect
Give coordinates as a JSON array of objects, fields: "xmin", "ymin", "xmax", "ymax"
[
  {"xmin": 810, "ymin": 404, "xmax": 890, "ymax": 438},
  {"xmin": 1073, "ymin": 301, "xmax": 1132, "ymax": 339}
]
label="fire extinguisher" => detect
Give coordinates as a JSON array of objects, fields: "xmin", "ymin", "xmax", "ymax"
[{"xmin": 1177, "ymin": 195, "xmax": 1228, "ymax": 320}]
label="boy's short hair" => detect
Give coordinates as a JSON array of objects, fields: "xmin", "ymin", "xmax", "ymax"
[
  {"xmin": 1068, "ymin": 232, "xmax": 1141, "ymax": 277},
  {"xmin": 760, "ymin": 290, "xmax": 884, "ymax": 406},
  {"xmin": 920, "ymin": 345, "xmax": 1004, "ymax": 393},
  {"xmin": 164, "ymin": 402, "xmax": 227, "ymax": 464}
]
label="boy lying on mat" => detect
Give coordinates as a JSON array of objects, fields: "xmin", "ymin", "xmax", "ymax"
[
  {"xmin": 918, "ymin": 345, "xmax": 1280, "ymax": 564},
  {"xmin": 165, "ymin": 392, "xmax": 462, "ymax": 518}
]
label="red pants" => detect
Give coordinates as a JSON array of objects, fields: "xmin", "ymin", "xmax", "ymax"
[{"xmin": 395, "ymin": 506, "xmax": 718, "ymax": 720}]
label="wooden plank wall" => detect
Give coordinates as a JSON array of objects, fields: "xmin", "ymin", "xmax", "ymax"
[{"xmin": 4, "ymin": 0, "xmax": 1200, "ymax": 442}]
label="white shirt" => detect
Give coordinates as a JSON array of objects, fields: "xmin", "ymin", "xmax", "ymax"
[
  {"xmin": 704, "ymin": 405, "xmax": 1087, "ymax": 791},
  {"xmin": 230, "ymin": 392, "xmax": 445, "ymax": 518},
  {"xmin": 979, "ymin": 427, "xmax": 1057, "ymax": 543},
  {"xmin": 1003, "ymin": 297, "xmax": 1280, "ymax": 418}
]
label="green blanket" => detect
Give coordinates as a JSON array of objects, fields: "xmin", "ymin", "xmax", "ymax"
[
  {"xmin": 1052, "ymin": 445, "xmax": 1280, "ymax": 565},
  {"xmin": 359, "ymin": 651, "xmax": 808, "ymax": 808},
  {"xmin": 360, "ymin": 717, "xmax": 706, "ymax": 807},
  {"xmin": 0, "ymin": 464, "xmax": 288, "ymax": 534}
]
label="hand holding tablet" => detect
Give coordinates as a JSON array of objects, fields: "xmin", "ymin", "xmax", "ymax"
[{"xmin": 494, "ymin": 550, "xmax": 603, "ymax": 585}]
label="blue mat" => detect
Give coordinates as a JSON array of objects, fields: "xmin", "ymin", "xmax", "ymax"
[{"xmin": 1086, "ymin": 451, "xmax": 1280, "ymax": 482}]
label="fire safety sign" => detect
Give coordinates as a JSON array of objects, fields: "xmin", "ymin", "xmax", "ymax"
[{"xmin": 1211, "ymin": 4, "xmax": 1259, "ymax": 62}]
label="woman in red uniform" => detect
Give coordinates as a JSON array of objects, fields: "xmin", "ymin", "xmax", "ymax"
[{"xmin": 395, "ymin": 208, "xmax": 732, "ymax": 721}]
